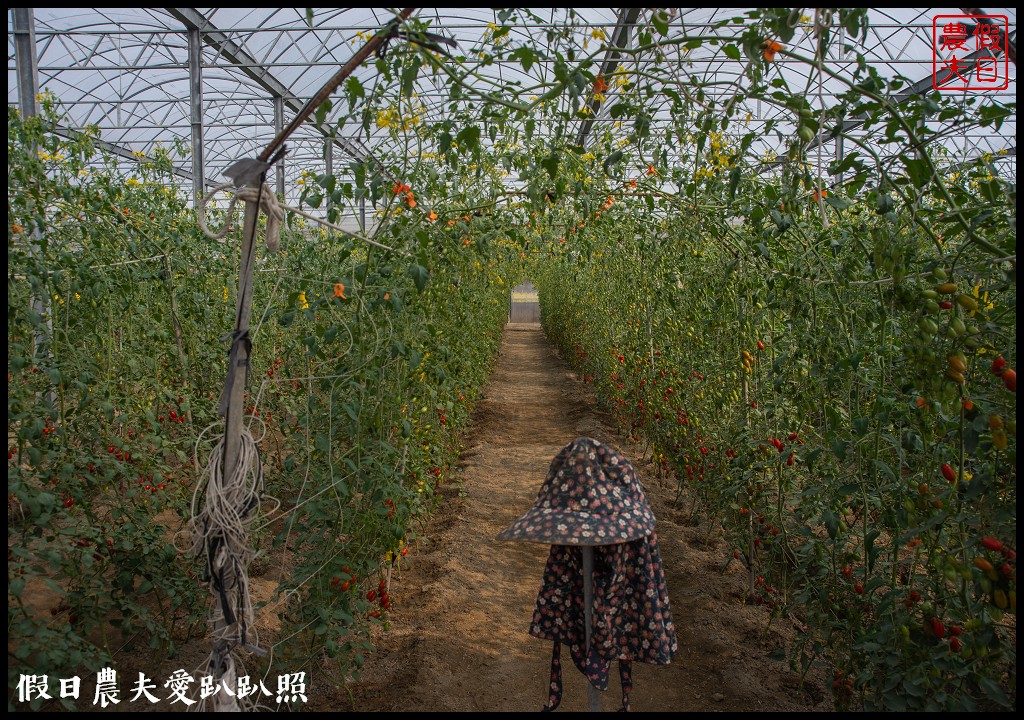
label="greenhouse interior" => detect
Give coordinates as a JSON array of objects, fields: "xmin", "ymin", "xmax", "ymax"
[{"xmin": 7, "ymin": 7, "xmax": 1017, "ymax": 712}]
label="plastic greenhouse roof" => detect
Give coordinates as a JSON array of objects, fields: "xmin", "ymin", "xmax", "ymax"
[{"xmin": 8, "ymin": 8, "xmax": 1018, "ymax": 217}]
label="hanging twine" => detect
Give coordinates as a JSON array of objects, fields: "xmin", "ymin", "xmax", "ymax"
[
  {"xmin": 198, "ymin": 182, "xmax": 407, "ymax": 256},
  {"xmin": 199, "ymin": 182, "xmax": 284, "ymax": 253}
]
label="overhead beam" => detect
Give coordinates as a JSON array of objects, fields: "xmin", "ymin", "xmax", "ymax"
[
  {"xmin": 944, "ymin": 144, "xmax": 1015, "ymax": 174},
  {"xmin": 49, "ymin": 124, "xmax": 218, "ymax": 188},
  {"xmin": 758, "ymin": 34, "xmax": 1015, "ymax": 176},
  {"xmin": 166, "ymin": 8, "xmax": 300, "ymax": 106},
  {"xmin": 574, "ymin": 7, "xmax": 641, "ymax": 148},
  {"xmin": 166, "ymin": 7, "xmax": 374, "ymax": 168}
]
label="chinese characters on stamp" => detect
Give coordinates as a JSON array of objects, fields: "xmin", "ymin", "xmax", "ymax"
[{"xmin": 933, "ymin": 15, "xmax": 1010, "ymax": 91}]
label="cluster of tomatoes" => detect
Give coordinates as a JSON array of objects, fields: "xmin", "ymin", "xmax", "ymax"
[
  {"xmin": 137, "ymin": 474, "xmax": 165, "ymax": 493},
  {"xmin": 265, "ymin": 356, "xmax": 286, "ymax": 379},
  {"xmin": 974, "ymin": 536, "xmax": 1016, "ymax": 614},
  {"xmin": 49, "ymin": 603, "xmax": 77, "ymax": 625},
  {"xmin": 330, "ymin": 565, "xmax": 355, "ymax": 593},
  {"xmin": 990, "ymin": 355, "xmax": 1015, "ymax": 391},
  {"xmin": 366, "ymin": 578, "xmax": 392, "ymax": 618},
  {"xmin": 751, "ymin": 574, "xmax": 782, "ymax": 610}
]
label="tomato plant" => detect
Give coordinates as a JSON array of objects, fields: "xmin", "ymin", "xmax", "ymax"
[{"xmin": 8, "ymin": 8, "xmax": 1015, "ymax": 711}]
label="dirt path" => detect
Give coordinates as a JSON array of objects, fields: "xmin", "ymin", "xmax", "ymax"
[{"xmin": 344, "ymin": 322, "xmax": 830, "ymax": 712}]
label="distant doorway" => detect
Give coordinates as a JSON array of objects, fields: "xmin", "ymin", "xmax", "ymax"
[{"xmin": 509, "ymin": 281, "xmax": 540, "ymax": 323}]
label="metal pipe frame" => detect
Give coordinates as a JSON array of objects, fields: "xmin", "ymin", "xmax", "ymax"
[{"xmin": 8, "ymin": 8, "xmax": 1017, "ymax": 205}]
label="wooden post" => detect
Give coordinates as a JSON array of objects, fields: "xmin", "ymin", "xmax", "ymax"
[
  {"xmin": 581, "ymin": 546, "xmax": 602, "ymax": 711},
  {"xmin": 209, "ymin": 197, "xmax": 260, "ymax": 713},
  {"xmin": 222, "ymin": 200, "xmax": 260, "ymax": 482}
]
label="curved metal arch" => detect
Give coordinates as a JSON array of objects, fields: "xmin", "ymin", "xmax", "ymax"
[{"xmin": 9, "ymin": 7, "xmax": 1017, "ymax": 205}]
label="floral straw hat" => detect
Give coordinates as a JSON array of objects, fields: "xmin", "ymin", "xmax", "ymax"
[
  {"xmin": 499, "ymin": 438, "xmax": 677, "ymax": 711},
  {"xmin": 497, "ymin": 437, "xmax": 657, "ymax": 546}
]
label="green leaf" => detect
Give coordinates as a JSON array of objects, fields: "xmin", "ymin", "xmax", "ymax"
[
  {"xmin": 901, "ymin": 157, "xmax": 932, "ymax": 188},
  {"xmin": 978, "ymin": 103, "xmax": 1013, "ymax": 131},
  {"xmin": 541, "ymin": 154, "xmax": 560, "ymax": 180},
  {"xmin": 831, "ymin": 438, "xmax": 848, "ymax": 461},
  {"xmin": 408, "ymin": 263, "xmax": 430, "ymax": 292},
  {"xmin": 977, "ymin": 676, "xmax": 1011, "ymax": 707},
  {"xmin": 455, "ymin": 126, "xmax": 481, "ymax": 153},
  {"xmin": 651, "ymin": 10, "xmax": 670, "ymax": 36},
  {"xmin": 609, "ymin": 102, "xmax": 631, "ymax": 119},
  {"xmin": 728, "ymin": 166, "xmax": 741, "ymax": 202},
  {"xmin": 315, "ymin": 98, "xmax": 333, "ymax": 127},
  {"xmin": 866, "ymin": 529, "xmax": 882, "ymax": 571},
  {"xmin": 963, "ymin": 424, "xmax": 980, "ymax": 455},
  {"xmin": 824, "ymin": 195, "xmax": 853, "ymax": 210},
  {"xmin": 829, "ymin": 151, "xmax": 866, "ymax": 176},
  {"xmin": 723, "ymin": 44, "xmax": 741, "ymax": 60},
  {"xmin": 876, "ymin": 193, "xmax": 895, "ymax": 214},
  {"xmin": 438, "ymin": 131, "xmax": 453, "ymax": 155},
  {"xmin": 874, "ymin": 459, "xmax": 896, "ymax": 482},
  {"xmin": 345, "ymin": 77, "xmax": 365, "ymax": 111},
  {"xmin": 510, "ymin": 46, "xmax": 536, "ymax": 73},
  {"xmin": 401, "ymin": 58, "xmax": 420, "ymax": 98},
  {"xmin": 602, "ymin": 150, "xmax": 624, "ymax": 176},
  {"xmin": 804, "ymin": 447, "xmax": 822, "ymax": 469},
  {"xmin": 822, "ymin": 509, "xmax": 838, "ymax": 539}
]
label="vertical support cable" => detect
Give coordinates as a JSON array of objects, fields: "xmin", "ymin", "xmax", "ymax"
[
  {"xmin": 274, "ymin": 96, "xmax": 286, "ymax": 197},
  {"xmin": 189, "ymin": 27, "xmax": 205, "ymax": 217}
]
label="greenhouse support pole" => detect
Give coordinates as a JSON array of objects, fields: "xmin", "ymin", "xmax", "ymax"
[
  {"xmin": 13, "ymin": 8, "xmax": 38, "ymax": 117},
  {"xmin": 188, "ymin": 27, "xmax": 205, "ymax": 218},
  {"xmin": 14, "ymin": 7, "xmax": 53, "ymax": 402},
  {"xmin": 274, "ymin": 96, "xmax": 286, "ymax": 198},
  {"xmin": 581, "ymin": 547, "xmax": 602, "ymax": 711}
]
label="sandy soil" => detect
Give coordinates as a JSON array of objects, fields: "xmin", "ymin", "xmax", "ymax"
[{"xmin": 339, "ymin": 322, "xmax": 831, "ymax": 712}]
